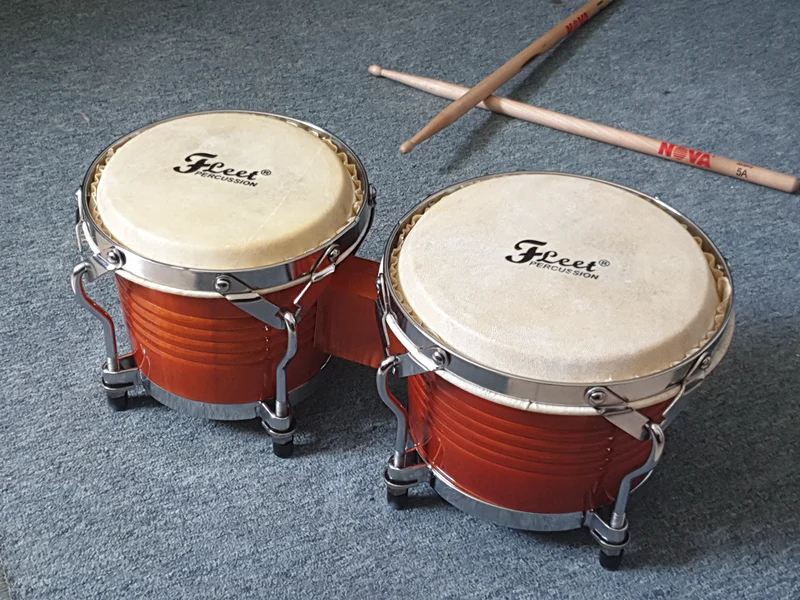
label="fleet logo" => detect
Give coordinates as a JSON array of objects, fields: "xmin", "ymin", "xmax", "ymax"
[
  {"xmin": 173, "ymin": 152, "xmax": 272, "ymax": 187},
  {"xmin": 658, "ymin": 143, "xmax": 712, "ymax": 168},
  {"xmin": 505, "ymin": 239, "xmax": 610, "ymax": 280},
  {"xmin": 565, "ymin": 12, "xmax": 589, "ymax": 33}
]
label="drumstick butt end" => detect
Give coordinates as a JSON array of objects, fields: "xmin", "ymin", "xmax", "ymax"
[{"xmin": 368, "ymin": 65, "xmax": 382, "ymax": 76}]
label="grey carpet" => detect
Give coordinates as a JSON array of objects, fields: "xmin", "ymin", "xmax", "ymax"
[
  {"xmin": 0, "ymin": 564, "xmax": 9, "ymax": 600},
  {"xmin": 1, "ymin": 0, "xmax": 799, "ymax": 598}
]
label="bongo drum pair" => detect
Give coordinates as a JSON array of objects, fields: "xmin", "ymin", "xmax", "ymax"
[{"xmin": 72, "ymin": 112, "xmax": 734, "ymax": 568}]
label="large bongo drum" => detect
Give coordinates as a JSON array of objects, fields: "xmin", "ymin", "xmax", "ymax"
[
  {"xmin": 375, "ymin": 172, "xmax": 734, "ymax": 567},
  {"xmin": 72, "ymin": 111, "xmax": 374, "ymax": 456}
]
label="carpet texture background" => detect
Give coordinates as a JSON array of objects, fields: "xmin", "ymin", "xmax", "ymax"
[{"xmin": 1, "ymin": 0, "xmax": 799, "ymax": 598}]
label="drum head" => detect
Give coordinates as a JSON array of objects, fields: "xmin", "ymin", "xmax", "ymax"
[
  {"xmin": 392, "ymin": 173, "xmax": 730, "ymax": 383},
  {"xmin": 90, "ymin": 112, "xmax": 363, "ymax": 270}
]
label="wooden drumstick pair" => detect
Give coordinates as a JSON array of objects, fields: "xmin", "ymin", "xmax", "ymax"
[
  {"xmin": 390, "ymin": 0, "xmax": 798, "ymax": 193},
  {"xmin": 371, "ymin": 65, "xmax": 799, "ymax": 193}
]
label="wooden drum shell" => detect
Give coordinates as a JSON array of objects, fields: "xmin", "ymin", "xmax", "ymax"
[
  {"xmin": 116, "ymin": 276, "xmax": 330, "ymax": 405},
  {"xmin": 407, "ymin": 372, "xmax": 667, "ymax": 515}
]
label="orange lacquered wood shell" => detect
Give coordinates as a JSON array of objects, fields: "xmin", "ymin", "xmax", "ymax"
[
  {"xmin": 116, "ymin": 276, "xmax": 330, "ymax": 405},
  {"xmin": 314, "ymin": 257, "xmax": 385, "ymax": 369},
  {"xmin": 407, "ymin": 372, "xmax": 668, "ymax": 514}
]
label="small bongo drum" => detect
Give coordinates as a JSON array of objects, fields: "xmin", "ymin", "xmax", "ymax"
[
  {"xmin": 72, "ymin": 111, "xmax": 374, "ymax": 456},
  {"xmin": 375, "ymin": 172, "xmax": 734, "ymax": 568}
]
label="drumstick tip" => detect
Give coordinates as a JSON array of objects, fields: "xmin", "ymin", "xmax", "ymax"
[
  {"xmin": 399, "ymin": 140, "xmax": 415, "ymax": 154},
  {"xmin": 368, "ymin": 65, "xmax": 382, "ymax": 76}
]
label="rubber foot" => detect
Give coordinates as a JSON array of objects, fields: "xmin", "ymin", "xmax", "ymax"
[
  {"xmin": 387, "ymin": 489, "xmax": 409, "ymax": 510},
  {"xmin": 106, "ymin": 393, "xmax": 128, "ymax": 412},
  {"xmin": 600, "ymin": 550, "xmax": 624, "ymax": 571},
  {"xmin": 272, "ymin": 440, "xmax": 294, "ymax": 458}
]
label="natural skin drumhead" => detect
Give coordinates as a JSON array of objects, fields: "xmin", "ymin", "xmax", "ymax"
[
  {"xmin": 394, "ymin": 173, "xmax": 723, "ymax": 383},
  {"xmin": 92, "ymin": 112, "xmax": 360, "ymax": 270}
]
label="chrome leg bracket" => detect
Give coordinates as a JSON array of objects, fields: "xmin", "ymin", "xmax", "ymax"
[
  {"xmin": 376, "ymin": 282, "xmax": 449, "ymax": 507},
  {"xmin": 383, "ymin": 449, "xmax": 431, "ymax": 509},
  {"xmin": 577, "ymin": 352, "xmax": 714, "ymax": 567},
  {"xmin": 102, "ymin": 352, "xmax": 141, "ymax": 398},
  {"xmin": 72, "ymin": 249, "xmax": 140, "ymax": 411},
  {"xmin": 256, "ymin": 397, "xmax": 296, "ymax": 449},
  {"xmin": 255, "ymin": 310, "xmax": 299, "ymax": 458},
  {"xmin": 578, "ymin": 352, "xmax": 710, "ymax": 567},
  {"xmin": 215, "ymin": 245, "xmax": 341, "ymax": 457},
  {"xmin": 583, "ymin": 421, "xmax": 666, "ymax": 570},
  {"xmin": 585, "ymin": 509, "xmax": 629, "ymax": 557},
  {"xmin": 377, "ymin": 351, "xmax": 444, "ymax": 460},
  {"xmin": 376, "ymin": 346, "xmax": 445, "ymax": 509},
  {"xmin": 385, "ymin": 453, "xmax": 431, "ymax": 489}
]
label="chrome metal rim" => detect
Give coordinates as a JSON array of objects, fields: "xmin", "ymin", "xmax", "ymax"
[
  {"xmin": 77, "ymin": 110, "xmax": 374, "ymax": 295},
  {"xmin": 140, "ymin": 356, "xmax": 329, "ymax": 421},
  {"xmin": 379, "ymin": 171, "xmax": 735, "ymax": 409},
  {"xmin": 430, "ymin": 472, "xmax": 586, "ymax": 532}
]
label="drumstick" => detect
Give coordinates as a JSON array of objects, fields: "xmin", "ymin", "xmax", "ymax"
[
  {"xmin": 399, "ymin": 0, "xmax": 616, "ymax": 154},
  {"xmin": 371, "ymin": 65, "xmax": 799, "ymax": 194}
]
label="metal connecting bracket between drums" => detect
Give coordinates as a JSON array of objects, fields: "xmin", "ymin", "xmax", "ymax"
[{"xmin": 216, "ymin": 244, "xmax": 341, "ymax": 457}]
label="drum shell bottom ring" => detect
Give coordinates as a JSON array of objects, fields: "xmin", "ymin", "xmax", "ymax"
[
  {"xmin": 407, "ymin": 372, "xmax": 667, "ymax": 515},
  {"xmin": 117, "ymin": 275, "xmax": 329, "ymax": 405}
]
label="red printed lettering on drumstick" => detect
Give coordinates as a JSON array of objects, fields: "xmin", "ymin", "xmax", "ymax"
[
  {"xmin": 658, "ymin": 142, "xmax": 713, "ymax": 168},
  {"xmin": 565, "ymin": 12, "xmax": 589, "ymax": 33}
]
